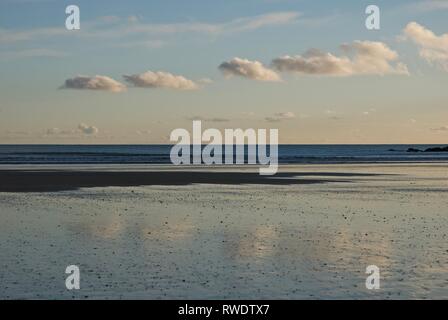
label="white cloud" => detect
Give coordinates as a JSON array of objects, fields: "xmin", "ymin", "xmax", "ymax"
[
  {"xmin": 403, "ymin": 22, "xmax": 448, "ymax": 71},
  {"xmin": 62, "ymin": 75, "xmax": 126, "ymax": 92},
  {"xmin": 219, "ymin": 57, "xmax": 281, "ymax": 81},
  {"xmin": 272, "ymin": 41, "xmax": 409, "ymax": 76},
  {"xmin": 0, "ymin": 12, "xmax": 300, "ymax": 44},
  {"xmin": 124, "ymin": 71, "xmax": 199, "ymax": 90},
  {"xmin": 265, "ymin": 111, "xmax": 296, "ymax": 122},
  {"xmin": 78, "ymin": 123, "xmax": 99, "ymax": 135}
]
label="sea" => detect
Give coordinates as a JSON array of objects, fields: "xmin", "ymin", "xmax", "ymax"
[{"xmin": 0, "ymin": 144, "xmax": 448, "ymax": 165}]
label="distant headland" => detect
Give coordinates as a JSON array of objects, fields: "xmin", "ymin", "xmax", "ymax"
[{"xmin": 406, "ymin": 146, "xmax": 448, "ymax": 153}]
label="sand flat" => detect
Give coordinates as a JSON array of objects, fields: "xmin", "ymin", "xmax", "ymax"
[{"xmin": 0, "ymin": 163, "xmax": 447, "ymax": 299}]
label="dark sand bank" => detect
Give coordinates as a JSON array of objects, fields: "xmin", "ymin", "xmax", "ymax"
[
  {"xmin": 1, "ymin": 164, "xmax": 446, "ymax": 299},
  {"xmin": 0, "ymin": 170, "xmax": 382, "ymax": 192}
]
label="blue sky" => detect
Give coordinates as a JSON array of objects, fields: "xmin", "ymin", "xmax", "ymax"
[{"xmin": 0, "ymin": 0, "xmax": 447, "ymax": 143}]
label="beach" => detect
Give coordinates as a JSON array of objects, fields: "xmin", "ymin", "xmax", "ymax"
[{"xmin": 0, "ymin": 163, "xmax": 447, "ymax": 299}]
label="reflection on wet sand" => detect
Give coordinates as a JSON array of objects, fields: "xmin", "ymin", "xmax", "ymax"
[{"xmin": 0, "ymin": 164, "xmax": 447, "ymax": 299}]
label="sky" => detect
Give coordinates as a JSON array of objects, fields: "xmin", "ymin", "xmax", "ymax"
[{"xmin": 0, "ymin": 0, "xmax": 447, "ymax": 144}]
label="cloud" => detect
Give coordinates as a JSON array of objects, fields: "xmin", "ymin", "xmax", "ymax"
[
  {"xmin": 16, "ymin": 48, "xmax": 66, "ymax": 57},
  {"xmin": 403, "ymin": 22, "xmax": 448, "ymax": 71},
  {"xmin": 0, "ymin": 12, "xmax": 300, "ymax": 45},
  {"xmin": 44, "ymin": 124, "xmax": 99, "ymax": 136},
  {"xmin": 405, "ymin": 1, "xmax": 448, "ymax": 13},
  {"xmin": 46, "ymin": 128, "xmax": 61, "ymax": 135},
  {"xmin": 136, "ymin": 129, "xmax": 151, "ymax": 135},
  {"xmin": 128, "ymin": 15, "xmax": 140, "ymax": 23},
  {"xmin": 198, "ymin": 78, "xmax": 213, "ymax": 85},
  {"xmin": 219, "ymin": 57, "xmax": 281, "ymax": 81},
  {"xmin": 123, "ymin": 71, "xmax": 199, "ymax": 90},
  {"xmin": 265, "ymin": 112, "xmax": 296, "ymax": 122},
  {"xmin": 271, "ymin": 41, "xmax": 409, "ymax": 76},
  {"xmin": 362, "ymin": 108, "xmax": 377, "ymax": 116},
  {"xmin": 325, "ymin": 109, "xmax": 342, "ymax": 120},
  {"xmin": 45, "ymin": 128, "xmax": 62, "ymax": 136},
  {"xmin": 62, "ymin": 75, "xmax": 126, "ymax": 92},
  {"xmin": 78, "ymin": 123, "xmax": 99, "ymax": 135},
  {"xmin": 113, "ymin": 40, "xmax": 165, "ymax": 49},
  {"xmin": 45, "ymin": 128, "xmax": 79, "ymax": 136},
  {"xmin": 0, "ymin": 48, "xmax": 67, "ymax": 60},
  {"xmin": 431, "ymin": 125, "xmax": 448, "ymax": 132},
  {"xmin": 108, "ymin": 11, "xmax": 300, "ymax": 37},
  {"xmin": 187, "ymin": 116, "xmax": 230, "ymax": 122},
  {"xmin": 3, "ymin": 130, "xmax": 31, "ymax": 136},
  {"xmin": 223, "ymin": 11, "xmax": 300, "ymax": 33},
  {"xmin": 0, "ymin": 26, "xmax": 67, "ymax": 44}
]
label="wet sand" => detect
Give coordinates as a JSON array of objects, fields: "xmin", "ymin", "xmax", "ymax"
[{"xmin": 0, "ymin": 164, "xmax": 447, "ymax": 299}]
